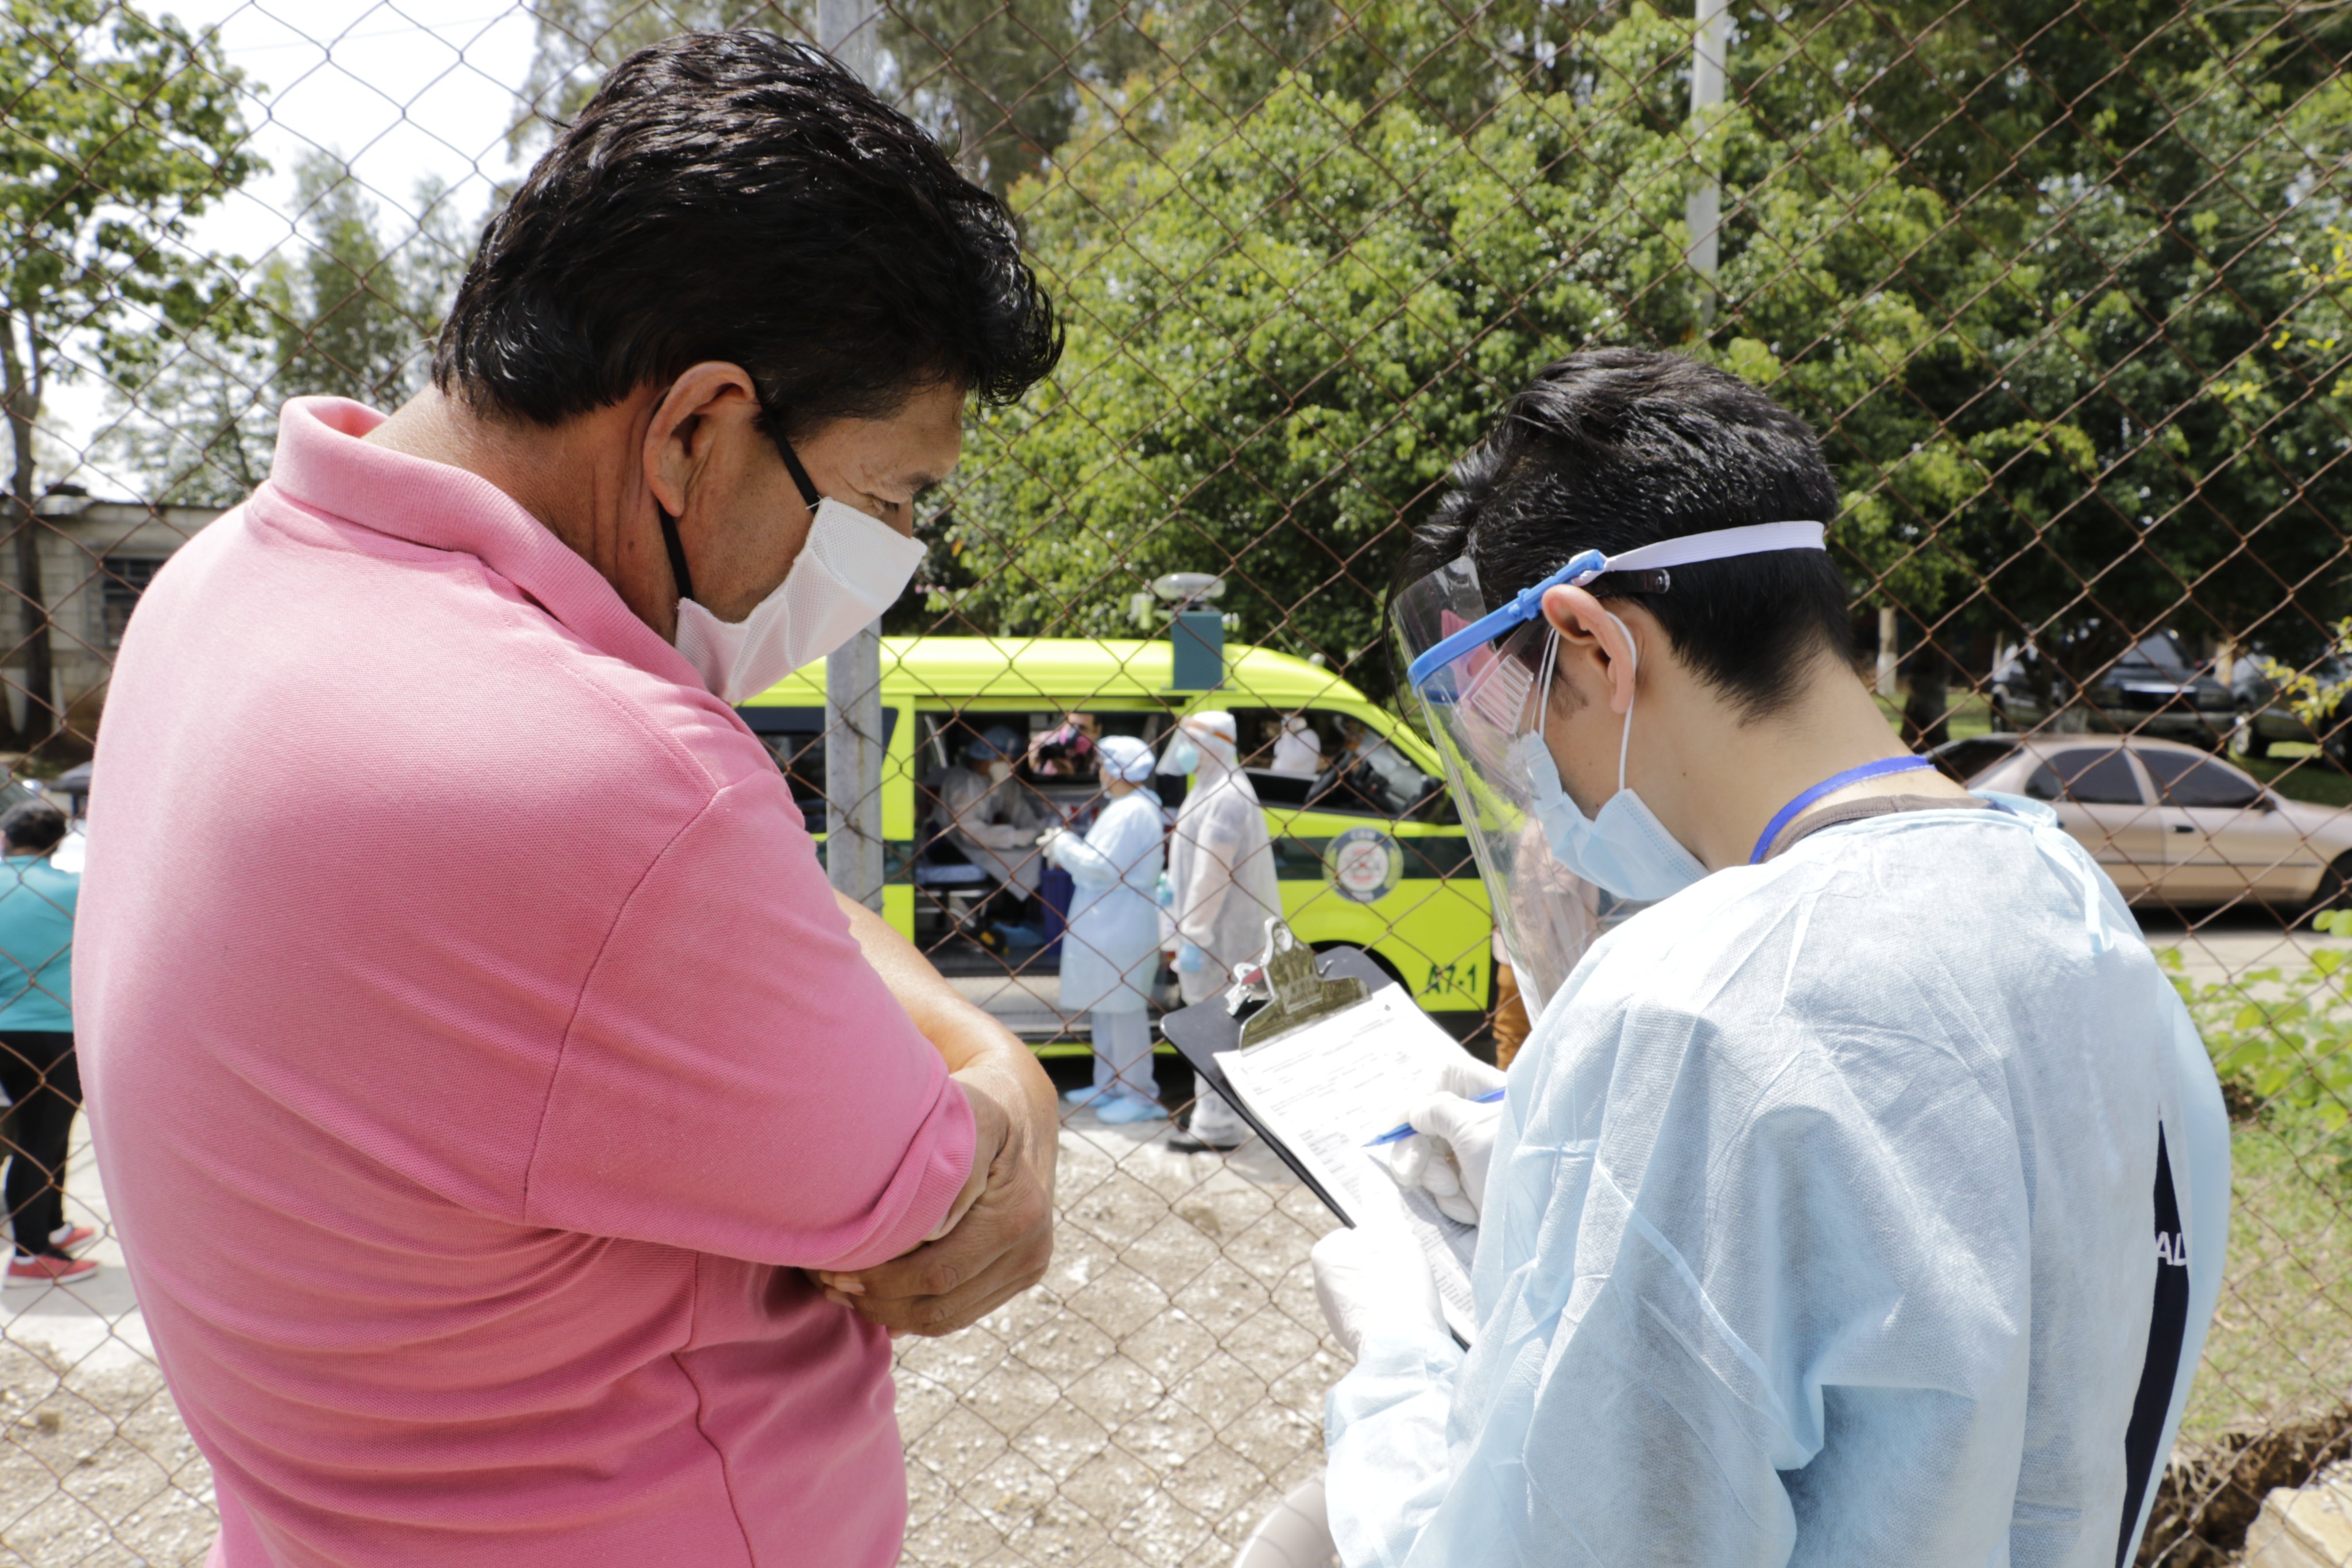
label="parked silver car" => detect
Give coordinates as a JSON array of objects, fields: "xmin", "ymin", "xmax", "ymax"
[{"xmin": 1931, "ymin": 733, "xmax": 2352, "ymax": 911}]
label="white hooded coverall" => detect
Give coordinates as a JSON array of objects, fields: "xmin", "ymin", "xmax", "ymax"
[
  {"xmin": 1047, "ymin": 782, "xmax": 1165, "ymax": 1100},
  {"xmin": 1169, "ymin": 717, "xmax": 1283, "ymax": 1142}
]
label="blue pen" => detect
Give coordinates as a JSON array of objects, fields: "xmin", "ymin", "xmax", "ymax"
[{"xmin": 1364, "ymin": 1086, "xmax": 1505, "ymax": 1147}]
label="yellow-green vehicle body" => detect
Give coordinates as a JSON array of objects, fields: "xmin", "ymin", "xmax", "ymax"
[{"xmin": 737, "ymin": 637, "xmax": 1492, "ymax": 1035}]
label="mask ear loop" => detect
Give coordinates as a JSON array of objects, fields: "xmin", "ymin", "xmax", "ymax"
[
  {"xmin": 1605, "ymin": 611, "xmax": 1638, "ymax": 798},
  {"xmin": 1529, "ymin": 626, "xmax": 1562, "ymax": 752}
]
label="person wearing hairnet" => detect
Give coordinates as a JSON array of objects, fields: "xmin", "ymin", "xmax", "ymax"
[
  {"xmin": 935, "ymin": 725, "xmax": 1053, "ymax": 941},
  {"xmin": 1039, "ymin": 735, "xmax": 1167, "ymax": 1125},
  {"xmin": 1314, "ymin": 349, "xmax": 2230, "ymax": 1567},
  {"xmin": 1160, "ymin": 711, "xmax": 1283, "ymax": 1152}
]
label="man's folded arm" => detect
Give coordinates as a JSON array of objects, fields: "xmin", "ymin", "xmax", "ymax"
[{"xmin": 521, "ymin": 775, "xmax": 973, "ymax": 1271}]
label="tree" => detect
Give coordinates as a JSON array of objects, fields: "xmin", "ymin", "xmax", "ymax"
[
  {"xmin": 0, "ymin": 0, "xmax": 257, "ymax": 750},
  {"xmin": 103, "ymin": 152, "xmax": 471, "ymax": 505},
  {"xmin": 930, "ymin": 0, "xmax": 2352, "ymax": 718},
  {"xmin": 927, "ymin": 6, "xmax": 1996, "ymax": 695}
]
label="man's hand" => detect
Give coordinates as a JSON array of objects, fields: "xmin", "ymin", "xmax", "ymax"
[{"xmin": 819, "ymin": 893, "xmax": 1058, "ymax": 1336}]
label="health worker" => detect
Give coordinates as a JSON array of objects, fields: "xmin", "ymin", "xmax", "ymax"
[
  {"xmin": 1313, "ymin": 349, "xmax": 2231, "ymax": 1568},
  {"xmin": 1160, "ymin": 711, "xmax": 1285, "ymax": 1150},
  {"xmin": 1041, "ymin": 735, "xmax": 1167, "ymax": 1124},
  {"xmin": 76, "ymin": 34, "xmax": 1063, "ymax": 1568}
]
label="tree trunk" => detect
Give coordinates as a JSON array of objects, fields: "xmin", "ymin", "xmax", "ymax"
[
  {"xmin": 0, "ymin": 309, "xmax": 50, "ymax": 756},
  {"xmin": 1901, "ymin": 641, "xmax": 1953, "ymax": 750}
]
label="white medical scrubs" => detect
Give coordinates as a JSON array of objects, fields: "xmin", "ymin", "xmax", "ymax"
[{"xmin": 1325, "ymin": 795, "xmax": 2230, "ymax": 1568}]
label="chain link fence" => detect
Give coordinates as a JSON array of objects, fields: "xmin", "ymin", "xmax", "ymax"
[{"xmin": 5, "ymin": 0, "xmax": 2352, "ymax": 1561}]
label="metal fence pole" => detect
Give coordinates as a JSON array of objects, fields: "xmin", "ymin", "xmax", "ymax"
[
  {"xmin": 1684, "ymin": 0, "xmax": 1729, "ymax": 326},
  {"xmin": 818, "ymin": 0, "xmax": 879, "ymax": 89},
  {"xmin": 820, "ymin": 0, "xmax": 887, "ymax": 912}
]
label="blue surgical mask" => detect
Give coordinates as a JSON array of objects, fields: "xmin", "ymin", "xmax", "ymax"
[
  {"xmin": 1514, "ymin": 620, "xmax": 1708, "ymax": 902},
  {"xmin": 1160, "ymin": 734, "xmax": 1201, "ymax": 776}
]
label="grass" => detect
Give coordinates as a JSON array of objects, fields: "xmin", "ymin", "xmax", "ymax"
[
  {"xmin": 2242, "ymin": 747, "xmax": 2352, "ymax": 810},
  {"xmin": 2185, "ymin": 1121, "xmax": 2352, "ymax": 1442}
]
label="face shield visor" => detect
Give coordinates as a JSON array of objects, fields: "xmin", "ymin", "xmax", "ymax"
[{"xmin": 1390, "ymin": 521, "xmax": 1828, "ymax": 1013}]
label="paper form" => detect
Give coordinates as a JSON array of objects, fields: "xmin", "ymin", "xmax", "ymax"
[{"xmin": 1216, "ymin": 985, "xmax": 1483, "ymax": 1342}]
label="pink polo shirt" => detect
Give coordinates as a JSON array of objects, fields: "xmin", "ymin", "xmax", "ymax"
[{"xmin": 76, "ymin": 398, "xmax": 973, "ymax": 1567}]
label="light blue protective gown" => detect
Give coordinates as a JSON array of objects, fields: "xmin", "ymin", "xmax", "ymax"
[
  {"xmin": 1048, "ymin": 788, "xmax": 1165, "ymax": 1013},
  {"xmin": 1325, "ymin": 796, "xmax": 2230, "ymax": 1568}
]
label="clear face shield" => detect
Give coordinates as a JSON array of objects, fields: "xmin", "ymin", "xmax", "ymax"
[{"xmin": 1391, "ymin": 522, "xmax": 1828, "ymax": 1015}]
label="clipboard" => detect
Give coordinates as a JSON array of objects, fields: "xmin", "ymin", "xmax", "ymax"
[{"xmin": 1159, "ymin": 940, "xmax": 1398, "ymax": 1224}]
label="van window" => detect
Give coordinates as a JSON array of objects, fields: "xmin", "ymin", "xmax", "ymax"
[
  {"xmin": 736, "ymin": 705, "xmax": 902, "ymax": 823},
  {"xmin": 1229, "ymin": 707, "xmax": 1452, "ymax": 822},
  {"xmin": 914, "ymin": 710, "xmax": 1173, "ymax": 835}
]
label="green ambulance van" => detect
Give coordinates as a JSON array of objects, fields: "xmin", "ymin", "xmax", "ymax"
[{"xmin": 736, "ymin": 637, "xmax": 1492, "ymax": 1046}]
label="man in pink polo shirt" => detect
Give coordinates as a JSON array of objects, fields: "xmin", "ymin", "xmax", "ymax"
[{"xmin": 76, "ymin": 33, "xmax": 1063, "ymax": 1567}]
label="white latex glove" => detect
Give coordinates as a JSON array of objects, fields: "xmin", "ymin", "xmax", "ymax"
[
  {"xmin": 1310, "ymin": 1224, "xmax": 1446, "ymax": 1358},
  {"xmin": 1385, "ymin": 1054, "xmax": 1508, "ymax": 1225},
  {"xmin": 1035, "ymin": 826, "xmax": 1063, "ymax": 853}
]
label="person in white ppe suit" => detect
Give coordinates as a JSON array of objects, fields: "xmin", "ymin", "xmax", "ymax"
[
  {"xmin": 936, "ymin": 726, "xmax": 1052, "ymax": 914},
  {"xmin": 1160, "ymin": 711, "xmax": 1283, "ymax": 1151},
  {"xmin": 1040, "ymin": 735, "xmax": 1167, "ymax": 1125},
  {"xmin": 1314, "ymin": 349, "xmax": 2230, "ymax": 1568},
  {"xmin": 1270, "ymin": 714, "xmax": 1323, "ymax": 777}
]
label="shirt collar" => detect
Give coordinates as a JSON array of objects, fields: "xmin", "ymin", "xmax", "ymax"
[{"xmin": 263, "ymin": 397, "xmax": 703, "ymax": 688}]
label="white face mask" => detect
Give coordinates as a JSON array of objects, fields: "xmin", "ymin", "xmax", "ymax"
[{"xmin": 666, "ymin": 463, "xmax": 926, "ymax": 704}]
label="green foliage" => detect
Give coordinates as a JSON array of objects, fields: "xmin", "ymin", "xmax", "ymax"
[
  {"xmin": 0, "ymin": 0, "xmax": 259, "ymax": 487},
  {"xmin": 103, "ymin": 153, "xmax": 470, "ymax": 504},
  {"xmin": 2167, "ymin": 912, "xmax": 2352, "ymax": 1171},
  {"xmin": 920, "ymin": 0, "xmax": 2352, "ymax": 700},
  {"xmin": 2261, "ymin": 618, "xmax": 2352, "ymax": 733},
  {"xmin": 929, "ymin": 6, "xmax": 2030, "ymax": 689}
]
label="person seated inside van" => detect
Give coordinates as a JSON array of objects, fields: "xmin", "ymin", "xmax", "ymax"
[
  {"xmin": 1269, "ymin": 713, "xmax": 1323, "ymax": 777},
  {"xmin": 934, "ymin": 726, "xmax": 1055, "ymax": 946}
]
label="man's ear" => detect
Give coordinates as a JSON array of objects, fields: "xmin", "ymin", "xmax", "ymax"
[
  {"xmin": 1541, "ymin": 584, "xmax": 1639, "ymax": 717},
  {"xmin": 642, "ymin": 362, "xmax": 762, "ymax": 519}
]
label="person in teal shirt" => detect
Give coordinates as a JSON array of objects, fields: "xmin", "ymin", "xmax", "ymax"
[{"xmin": 0, "ymin": 800, "xmax": 95, "ymax": 1283}]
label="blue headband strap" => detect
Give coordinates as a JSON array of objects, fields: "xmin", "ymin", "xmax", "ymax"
[{"xmin": 1404, "ymin": 521, "xmax": 1827, "ymax": 691}]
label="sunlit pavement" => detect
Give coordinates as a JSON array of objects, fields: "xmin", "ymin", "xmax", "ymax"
[{"xmin": 0, "ymin": 1120, "xmax": 152, "ymax": 1375}]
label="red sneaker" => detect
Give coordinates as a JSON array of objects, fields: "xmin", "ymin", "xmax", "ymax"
[
  {"xmin": 7, "ymin": 1254, "xmax": 96, "ymax": 1285},
  {"xmin": 48, "ymin": 1226, "xmax": 95, "ymax": 1254}
]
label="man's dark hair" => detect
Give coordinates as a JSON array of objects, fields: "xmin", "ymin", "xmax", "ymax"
[
  {"xmin": 1, "ymin": 801, "xmax": 67, "ymax": 856},
  {"xmin": 1393, "ymin": 349, "xmax": 1852, "ymax": 718},
  {"xmin": 432, "ymin": 32, "xmax": 1060, "ymax": 435}
]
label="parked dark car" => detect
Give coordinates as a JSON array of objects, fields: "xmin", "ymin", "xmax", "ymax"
[
  {"xmin": 1986, "ymin": 631, "xmax": 2234, "ymax": 749},
  {"xmin": 2231, "ymin": 655, "xmax": 2351, "ymax": 762}
]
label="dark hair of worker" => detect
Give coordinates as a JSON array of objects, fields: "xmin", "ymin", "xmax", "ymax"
[{"xmin": 1394, "ymin": 349, "xmax": 1853, "ymax": 720}]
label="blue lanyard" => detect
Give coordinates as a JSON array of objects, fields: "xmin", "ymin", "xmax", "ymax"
[{"xmin": 1748, "ymin": 754, "xmax": 1936, "ymax": 865}]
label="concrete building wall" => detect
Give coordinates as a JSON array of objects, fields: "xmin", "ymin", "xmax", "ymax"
[{"xmin": 11, "ymin": 495, "xmax": 224, "ymax": 741}]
